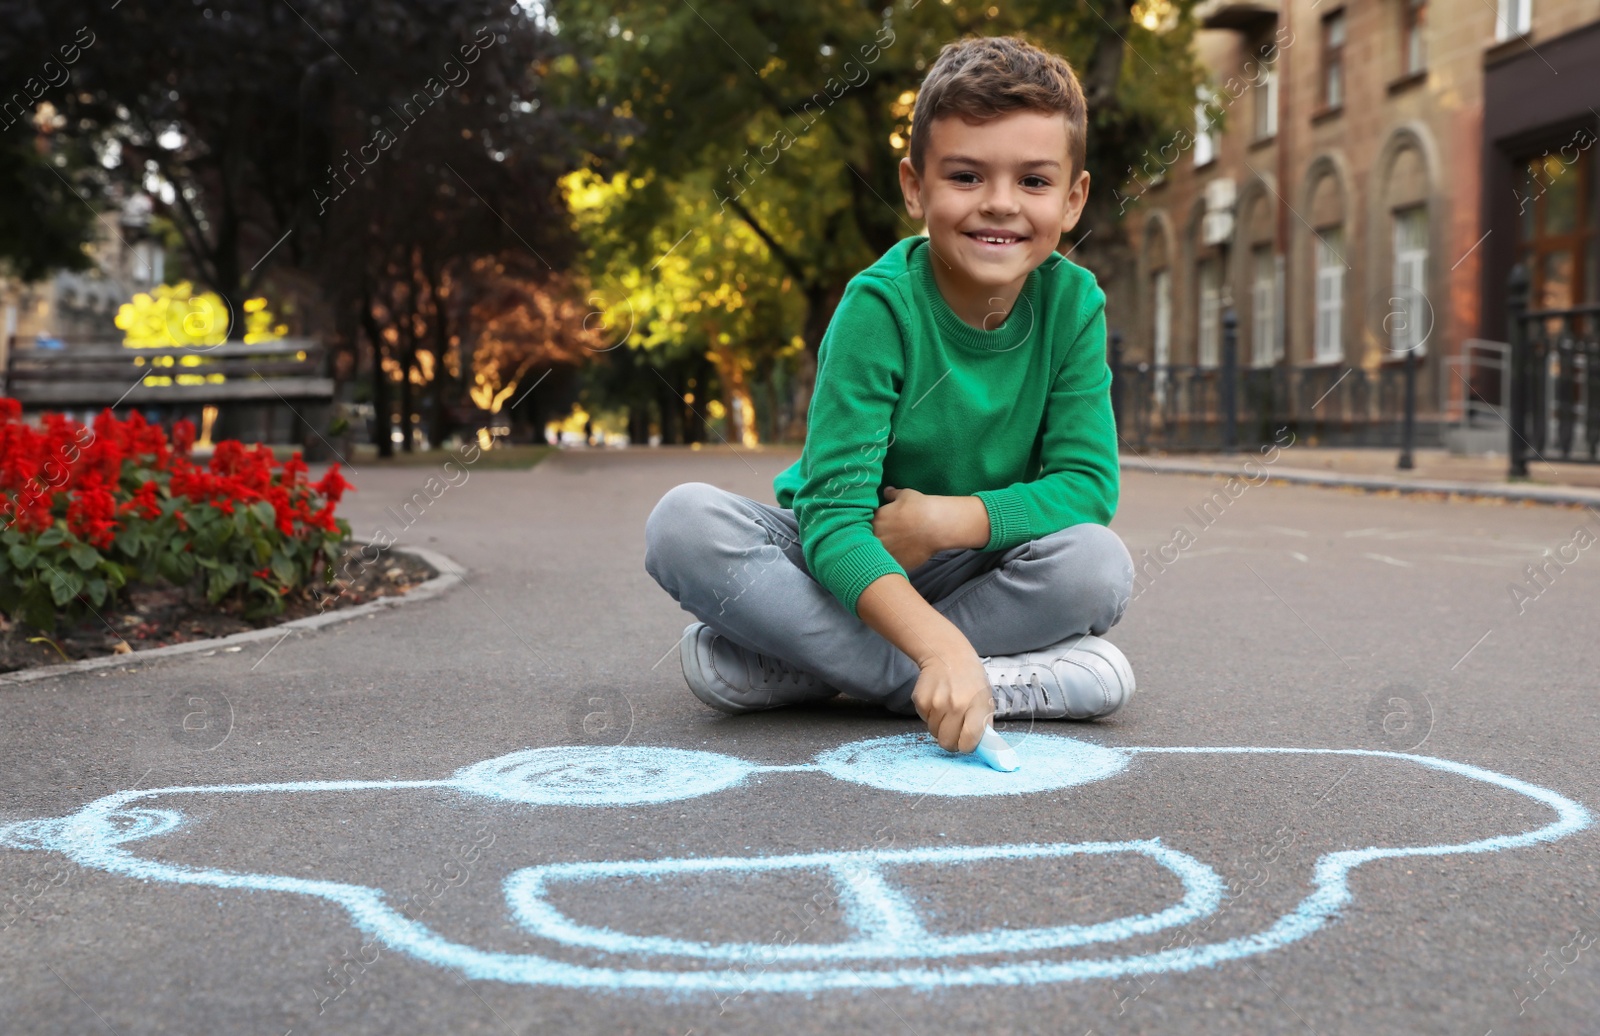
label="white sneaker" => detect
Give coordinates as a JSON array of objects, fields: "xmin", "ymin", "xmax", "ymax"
[
  {"xmin": 678, "ymin": 622, "xmax": 840, "ymax": 714},
  {"xmin": 983, "ymin": 634, "xmax": 1134, "ymax": 720}
]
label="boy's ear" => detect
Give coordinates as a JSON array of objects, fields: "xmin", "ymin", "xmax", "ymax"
[
  {"xmin": 898, "ymin": 156, "xmax": 926, "ymax": 222},
  {"xmin": 1059, "ymin": 169, "xmax": 1091, "ymax": 234}
]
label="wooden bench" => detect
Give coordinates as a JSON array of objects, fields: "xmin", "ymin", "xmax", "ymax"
[{"xmin": 1, "ymin": 338, "xmax": 337, "ymax": 455}]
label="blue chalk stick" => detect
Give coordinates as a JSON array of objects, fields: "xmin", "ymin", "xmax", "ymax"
[{"xmin": 974, "ymin": 725, "xmax": 1020, "ymax": 772}]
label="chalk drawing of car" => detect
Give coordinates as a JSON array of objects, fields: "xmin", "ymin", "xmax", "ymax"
[{"xmin": 0, "ymin": 733, "xmax": 1588, "ymax": 993}]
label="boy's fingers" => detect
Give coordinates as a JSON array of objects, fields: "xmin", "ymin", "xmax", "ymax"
[
  {"xmin": 935, "ymin": 711, "xmax": 964, "ymax": 752},
  {"xmin": 957, "ymin": 706, "xmax": 988, "ymax": 754}
]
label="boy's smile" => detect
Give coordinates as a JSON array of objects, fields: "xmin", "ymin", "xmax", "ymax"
[{"xmin": 899, "ymin": 110, "xmax": 1090, "ymax": 331}]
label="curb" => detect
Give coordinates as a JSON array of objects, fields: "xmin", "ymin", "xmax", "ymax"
[
  {"xmin": 1122, "ymin": 457, "xmax": 1600, "ymax": 510},
  {"xmin": 0, "ymin": 542, "xmax": 466, "ymax": 687}
]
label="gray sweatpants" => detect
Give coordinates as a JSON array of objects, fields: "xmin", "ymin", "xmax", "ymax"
[{"xmin": 643, "ymin": 481, "xmax": 1135, "ymax": 715}]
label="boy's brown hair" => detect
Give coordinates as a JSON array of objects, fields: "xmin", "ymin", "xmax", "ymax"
[{"xmin": 909, "ymin": 35, "xmax": 1088, "ymax": 181}]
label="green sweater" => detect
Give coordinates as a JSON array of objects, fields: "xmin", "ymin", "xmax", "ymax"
[{"xmin": 773, "ymin": 234, "xmax": 1120, "ymax": 617}]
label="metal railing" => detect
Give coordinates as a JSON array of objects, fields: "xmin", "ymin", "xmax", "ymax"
[
  {"xmin": 1111, "ymin": 314, "xmax": 1419, "ymax": 452},
  {"xmin": 1507, "ymin": 263, "xmax": 1600, "ymax": 474}
]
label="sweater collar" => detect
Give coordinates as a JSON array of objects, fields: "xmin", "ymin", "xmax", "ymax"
[{"xmin": 911, "ymin": 235, "xmax": 1043, "ymax": 353}]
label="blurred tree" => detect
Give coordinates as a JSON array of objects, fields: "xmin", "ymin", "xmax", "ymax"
[
  {"xmin": 562, "ymin": 166, "xmax": 807, "ymax": 443},
  {"xmin": 465, "ymin": 254, "xmax": 599, "ymax": 441},
  {"xmin": 0, "ymin": 130, "xmax": 98, "ymax": 281},
  {"xmin": 0, "ymin": 1, "xmax": 600, "ymax": 457},
  {"xmin": 548, "ymin": 0, "xmax": 1202, "ymax": 438}
]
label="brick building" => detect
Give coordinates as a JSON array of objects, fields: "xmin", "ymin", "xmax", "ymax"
[{"xmin": 1109, "ymin": 0, "xmax": 1600, "ymax": 451}]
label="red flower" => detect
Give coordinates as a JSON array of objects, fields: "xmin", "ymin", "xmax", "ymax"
[
  {"xmin": 66, "ymin": 476, "xmax": 118, "ymax": 549},
  {"xmin": 171, "ymin": 418, "xmax": 196, "ymax": 455},
  {"xmin": 0, "ymin": 397, "xmax": 20, "ymax": 423},
  {"xmin": 313, "ymin": 463, "xmax": 352, "ymax": 506},
  {"xmin": 118, "ymin": 479, "xmax": 163, "ymax": 521}
]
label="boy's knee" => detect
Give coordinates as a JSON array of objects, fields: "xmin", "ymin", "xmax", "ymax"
[
  {"xmin": 1038, "ymin": 524, "xmax": 1136, "ymax": 625},
  {"xmin": 644, "ymin": 481, "xmax": 727, "ymax": 577}
]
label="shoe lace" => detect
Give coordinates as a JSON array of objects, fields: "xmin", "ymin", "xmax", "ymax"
[
  {"xmin": 984, "ymin": 658, "xmax": 1050, "ymax": 714},
  {"xmin": 755, "ymin": 651, "xmax": 813, "ymax": 687}
]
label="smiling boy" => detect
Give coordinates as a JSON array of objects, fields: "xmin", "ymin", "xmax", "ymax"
[{"xmin": 644, "ymin": 35, "xmax": 1136, "ymax": 756}]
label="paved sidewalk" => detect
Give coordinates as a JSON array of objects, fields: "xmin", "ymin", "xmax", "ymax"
[{"xmin": 1123, "ymin": 446, "xmax": 1600, "ymax": 507}]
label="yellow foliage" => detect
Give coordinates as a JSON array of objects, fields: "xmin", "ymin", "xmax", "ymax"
[
  {"xmin": 115, "ymin": 282, "xmax": 285, "ymax": 347},
  {"xmin": 554, "ymin": 403, "xmax": 591, "ymax": 434}
]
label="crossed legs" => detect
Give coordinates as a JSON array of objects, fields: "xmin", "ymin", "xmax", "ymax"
[{"xmin": 643, "ymin": 481, "xmax": 1134, "ymax": 715}]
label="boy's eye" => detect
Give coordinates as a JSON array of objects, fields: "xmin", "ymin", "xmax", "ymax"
[
  {"xmin": 1021, "ymin": 175, "xmax": 1051, "ymax": 189},
  {"xmin": 949, "ymin": 171, "xmax": 980, "ymax": 185}
]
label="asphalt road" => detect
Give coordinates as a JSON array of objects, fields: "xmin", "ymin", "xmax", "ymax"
[{"xmin": 3, "ymin": 444, "xmax": 1599, "ymax": 1035}]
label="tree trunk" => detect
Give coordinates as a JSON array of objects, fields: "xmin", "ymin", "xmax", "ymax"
[
  {"xmin": 781, "ymin": 283, "xmax": 843, "ymax": 442},
  {"xmin": 628, "ymin": 404, "xmax": 650, "ymax": 445},
  {"xmin": 397, "ymin": 336, "xmax": 415, "ymax": 453},
  {"xmin": 654, "ymin": 370, "xmax": 681, "ymax": 444},
  {"xmin": 360, "ymin": 293, "xmax": 393, "ymax": 459},
  {"xmin": 429, "ymin": 299, "xmax": 453, "ymax": 450}
]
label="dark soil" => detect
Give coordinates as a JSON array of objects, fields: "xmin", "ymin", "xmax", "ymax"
[{"xmin": 0, "ymin": 540, "xmax": 437, "ymax": 674}]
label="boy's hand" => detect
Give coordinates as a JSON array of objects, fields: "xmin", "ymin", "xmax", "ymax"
[
  {"xmin": 872, "ymin": 485, "xmax": 943, "ymax": 570},
  {"xmin": 855, "ymin": 573, "xmax": 991, "ymax": 756},
  {"xmin": 912, "ymin": 650, "xmax": 994, "ymax": 754},
  {"xmin": 874, "ymin": 487, "xmax": 991, "ymax": 571}
]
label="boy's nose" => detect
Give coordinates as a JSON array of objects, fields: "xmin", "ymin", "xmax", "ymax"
[{"xmin": 981, "ymin": 185, "xmax": 1021, "ymax": 216}]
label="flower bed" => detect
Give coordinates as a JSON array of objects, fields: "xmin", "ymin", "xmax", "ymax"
[{"xmin": 0, "ymin": 398, "xmax": 353, "ymax": 634}]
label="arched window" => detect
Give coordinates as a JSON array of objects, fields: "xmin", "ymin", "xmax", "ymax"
[{"xmin": 1305, "ymin": 168, "xmax": 1348, "ymax": 365}]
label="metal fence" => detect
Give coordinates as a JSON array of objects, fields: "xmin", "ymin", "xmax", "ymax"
[
  {"xmin": 1507, "ymin": 264, "xmax": 1600, "ymax": 474},
  {"xmin": 1110, "ymin": 317, "xmax": 1422, "ymax": 453}
]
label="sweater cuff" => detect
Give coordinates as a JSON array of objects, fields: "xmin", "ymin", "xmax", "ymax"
[
  {"xmin": 975, "ymin": 489, "xmax": 1033, "ymax": 552},
  {"xmin": 828, "ymin": 539, "xmax": 907, "ymax": 617}
]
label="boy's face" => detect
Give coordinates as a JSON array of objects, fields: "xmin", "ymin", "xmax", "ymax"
[{"xmin": 899, "ymin": 109, "xmax": 1090, "ymax": 299}]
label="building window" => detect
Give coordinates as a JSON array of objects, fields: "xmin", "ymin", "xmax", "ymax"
[
  {"xmin": 1495, "ymin": 0, "xmax": 1531, "ymax": 40},
  {"xmin": 1197, "ymin": 259, "xmax": 1221, "ymax": 367},
  {"xmin": 1314, "ymin": 228, "xmax": 1346, "ymax": 363},
  {"xmin": 1321, "ymin": 12, "xmax": 1346, "ymax": 110},
  {"xmin": 1390, "ymin": 207, "xmax": 1429, "ymax": 356},
  {"xmin": 1152, "ymin": 268, "xmax": 1172, "ymax": 404},
  {"xmin": 1403, "ymin": 0, "xmax": 1427, "ymax": 74},
  {"xmin": 1254, "ymin": 63, "xmax": 1278, "ymax": 140},
  {"xmin": 1194, "ymin": 86, "xmax": 1220, "ymax": 167},
  {"xmin": 1251, "ymin": 245, "xmax": 1277, "ymax": 367}
]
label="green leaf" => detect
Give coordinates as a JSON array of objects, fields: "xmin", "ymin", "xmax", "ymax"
[
  {"xmin": 69, "ymin": 543, "xmax": 101, "ymax": 570},
  {"xmin": 233, "ymin": 508, "xmax": 250, "ymax": 537},
  {"xmin": 207, "ymin": 568, "xmax": 232, "ymax": 603},
  {"xmin": 85, "ymin": 577, "xmax": 107, "ymax": 607},
  {"xmin": 21, "ymin": 583, "xmax": 55, "ymax": 632},
  {"xmin": 8, "ymin": 544, "xmax": 37, "ymax": 569},
  {"xmin": 157, "ymin": 553, "xmax": 184, "ymax": 583},
  {"xmin": 46, "ymin": 568, "xmax": 75, "ymax": 606},
  {"xmin": 251, "ymin": 500, "xmax": 275, "ymax": 526},
  {"xmin": 36, "ymin": 526, "xmax": 65, "ymax": 548},
  {"xmin": 271, "ymin": 553, "xmax": 296, "ymax": 587},
  {"xmin": 219, "ymin": 562, "xmax": 239, "ymax": 588}
]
